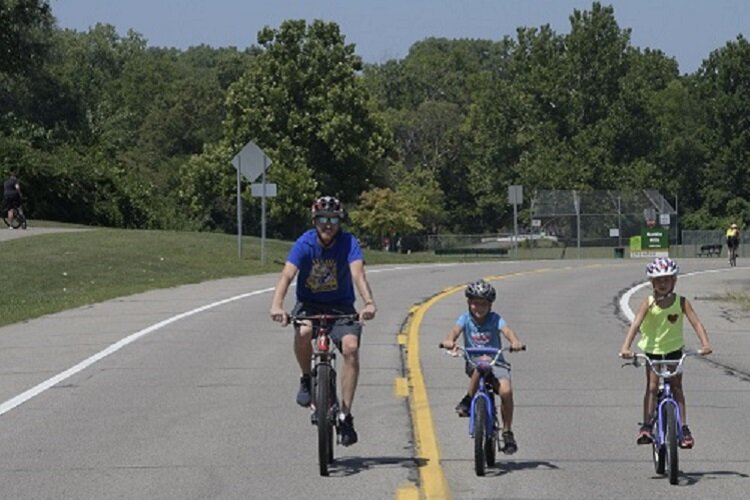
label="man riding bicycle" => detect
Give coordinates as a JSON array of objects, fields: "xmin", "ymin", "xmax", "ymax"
[
  {"xmin": 726, "ymin": 223, "xmax": 740, "ymax": 263},
  {"xmin": 270, "ymin": 195, "xmax": 377, "ymax": 446}
]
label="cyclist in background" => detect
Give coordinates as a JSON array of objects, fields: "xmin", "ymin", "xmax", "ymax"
[
  {"xmin": 726, "ymin": 223, "xmax": 740, "ymax": 264},
  {"xmin": 270, "ymin": 195, "xmax": 377, "ymax": 446},
  {"xmin": 3, "ymin": 173, "xmax": 22, "ymax": 229}
]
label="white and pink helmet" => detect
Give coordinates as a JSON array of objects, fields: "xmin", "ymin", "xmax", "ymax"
[{"xmin": 645, "ymin": 257, "xmax": 679, "ymax": 278}]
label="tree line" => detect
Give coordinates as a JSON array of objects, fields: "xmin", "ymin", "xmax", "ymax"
[{"xmin": 2, "ymin": 1, "xmax": 749, "ymax": 242}]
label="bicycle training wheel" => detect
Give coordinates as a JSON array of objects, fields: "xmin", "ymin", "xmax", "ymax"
[
  {"xmin": 315, "ymin": 364, "xmax": 333, "ymax": 476},
  {"xmin": 664, "ymin": 404, "xmax": 679, "ymax": 484},
  {"xmin": 473, "ymin": 397, "xmax": 487, "ymax": 476}
]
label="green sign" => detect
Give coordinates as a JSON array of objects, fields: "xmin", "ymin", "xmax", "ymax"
[{"xmin": 641, "ymin": 228, "xmax": 668, "ymax": 250}]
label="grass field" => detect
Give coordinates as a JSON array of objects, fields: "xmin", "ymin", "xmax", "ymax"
[
  {"xmin": 0, "ymin": 226, "xmax": 479, "ymax": 326},
  {"xmin": 2, "ymin": 225, "xmax": 746, "ymax": 327}
]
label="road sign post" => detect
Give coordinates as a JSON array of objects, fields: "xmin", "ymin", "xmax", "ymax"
[
  {"xmin": 508, "ymin": 185, "xmax": 523, "ymax": 257},
  {"xmin": 232, "ymin": 141, "xmax": 273, "ymax": 262}
]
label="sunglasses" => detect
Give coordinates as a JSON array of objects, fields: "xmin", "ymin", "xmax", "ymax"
[{"xmin": 315, "ymin": 216, "xmax": 341, "ymax": 225}]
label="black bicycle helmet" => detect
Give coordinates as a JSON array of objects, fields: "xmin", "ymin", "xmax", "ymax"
[
  {"xmin": 311, "ymin": 195, "xmax": 344, "ymax": 217},
  {"xmin": 465, "ymin": 279, "xmax": 496, "ymax": 302}
]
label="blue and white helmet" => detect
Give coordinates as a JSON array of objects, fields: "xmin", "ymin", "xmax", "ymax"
[{"xmin": 645, "ymin": 257, "xmax": 679, "ymax": 278}]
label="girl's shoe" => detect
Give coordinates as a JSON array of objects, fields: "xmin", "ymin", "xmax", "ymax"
[{"xmin": 680, "ymin": 425, "xmax": 694, "ymax": 449}]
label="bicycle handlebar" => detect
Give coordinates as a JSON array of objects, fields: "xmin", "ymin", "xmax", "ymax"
[
  {"xmin": 438, "ymin": 343, "xmax": 525, "ymax": 368},
  {"xmin": 620, "ymin": 350, "xmax": 701, "ymax": 378},
  {"xmin": 290, "ymin": 313, "xmax": 360, "ymax": 326}
]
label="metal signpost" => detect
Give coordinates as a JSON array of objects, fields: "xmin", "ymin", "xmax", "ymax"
[
  {"xmin": 508, "ymin": 185, "xmax": 523, "ymax": 257},
  {"xmin": 231, "ymin": 141, "xmax": 274, "ymax": 263}
]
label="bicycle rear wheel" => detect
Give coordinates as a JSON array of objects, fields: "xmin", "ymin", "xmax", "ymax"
[
  {"xmin": 316, "ymin": 364, "xmax": 333, "ymax": 476},
  {"xmin": 473, "ymin": 397, "xmax": 487, "ymax": 476},
  {"xmin": 664, "ymin": 403, "xmax": 679, "ymax": 484}
]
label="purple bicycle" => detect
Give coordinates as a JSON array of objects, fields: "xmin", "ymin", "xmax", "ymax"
[
  {"xmin": 440, "ymin": 344, "xmax": 524, "ymax": 476},
  {"xmin": 622, "ymin": 350, "xmax": 699, "ymax": 485}
]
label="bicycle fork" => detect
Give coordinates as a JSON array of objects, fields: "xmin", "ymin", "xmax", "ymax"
[{"xmin": 653, "ymin": 393, "xmax": 683, "ymax": 444}]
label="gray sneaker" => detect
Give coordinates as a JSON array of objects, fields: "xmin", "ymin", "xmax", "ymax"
[{"xmin": 296, "ymin": 375, "xmax": 311, "ymax": 407}]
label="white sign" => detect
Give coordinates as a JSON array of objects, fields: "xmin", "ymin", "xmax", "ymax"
[
  {"xmin": 251, "ymin": 183, "xmax": 277, "ymax": 197},
  {"xmin": 232, "ymin": 141, "xmax": 271, "ymax": 182},
  {"xmin": 508, "ymin": 185, "xmax": 523, "ymax": 205},
  {"xmin": 659, "ymin": 213, "xmax": 671, "ymax": 226},
  {"xmin": 532, "ymin": 219, "xmax": 541, "ymax": 227},
  {"xmin": 609, "ymin": 228, "xmax": 620, "ymax": 237}
]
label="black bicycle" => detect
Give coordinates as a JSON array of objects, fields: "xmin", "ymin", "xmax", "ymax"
[
  {"xmin": 3, "ymin": 206, "xmax": 27, "ymax": 229},
  {"xmin": 291, "ymin": 313, "xmax": 359, "ymax": 476}
]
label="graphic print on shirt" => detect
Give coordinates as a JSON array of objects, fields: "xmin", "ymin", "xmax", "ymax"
[
  {"xmin": 306, "ymin": 258, "xmax": 338, "ymax": 293},
  {"xmin": 470, "ymin": 326, "xmax": 491, "ymax": 345}
]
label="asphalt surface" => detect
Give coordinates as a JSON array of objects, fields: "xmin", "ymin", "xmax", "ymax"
[{"xmin": 0, "ymin": 253, "xmax": 748, "ymax": 499}]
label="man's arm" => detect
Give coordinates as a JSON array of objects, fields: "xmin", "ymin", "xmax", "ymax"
[
  {"xmin": 270, "ymin": 261, "xmax": 298, "ymax": 325},
  {"xmin": 350, "ymin": 259, "xmax": 376, "ymax": 320}
]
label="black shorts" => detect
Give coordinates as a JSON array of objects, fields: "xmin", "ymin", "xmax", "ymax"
[
  {"xmin": 727, "ymin": 237, "xmax": 739, "ymax": 249},
  {"xmin": 291, "ymin": 301, "xmax": 362, "ymax": 351},
  {"xmin": 646, "ymin": 348, "xmax": 683, "ymax": 361},
  {"xmin": 3, "ymin": 193, "xmax": 20, "ymax": 211}
]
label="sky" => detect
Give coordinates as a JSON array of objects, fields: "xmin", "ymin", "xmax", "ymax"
[{"xmin": 51, "ymin": 0, "xmax": 750, "ymax": 74}]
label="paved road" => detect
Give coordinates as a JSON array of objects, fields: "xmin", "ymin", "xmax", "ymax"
[
  {"xmin": 0, "ymin": 258, "xmax": 748, "ymax": 499},
  {"xmin": 0, "ymin": 225, "xmax": 90, "ymax": 242}
]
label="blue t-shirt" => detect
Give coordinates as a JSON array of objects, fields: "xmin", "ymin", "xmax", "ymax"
[
  {"xmin": 287, "ymin": 229, "xmax": 363, "ymax": 305},
  {"xmin": 456, "ymin": 311, "xmax": 507, "ymax": 349}
]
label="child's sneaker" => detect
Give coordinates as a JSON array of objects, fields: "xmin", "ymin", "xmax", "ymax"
[
  {"xmin": 501, "ymin": 430, "xmax": 518, "ymax": 454},
  {"xmin": 680, "ymin": 425, "xmax": 694, "ymax": 449},
  {"xmin": 454, "ymin": 394, "xmax": 471, "ymax": 417},
  {"xmin": 636, "ymin": 423, "xmax": 653, "ymax": 445}
]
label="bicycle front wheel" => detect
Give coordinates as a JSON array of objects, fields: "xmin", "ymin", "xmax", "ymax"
[
  {"xmin": 652, "ymin": 416, "xmax": 666, "ymax": 474},
  {"xmin": 664, "ymin": 403, "xmax": 679, "ymax": 484},
  {"xmin": 473, "ymin": 397, "xmax": 487, "ymax": 476},
  {"xmin": 315, "ymin": 364, "xmax": 333, "ymax": 476}
]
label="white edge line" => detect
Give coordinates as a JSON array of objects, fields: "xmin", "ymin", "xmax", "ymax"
[
  {"xmin": 619, "ymin": 267, "xmax": 739, "ymax": 322},
  {"xmin": 0, "ymin": 263, "xmax": 455, "ymax": 417},
  {"xmin": 0, "ymin": 288, "xmax": 276, "ymax": 416}
]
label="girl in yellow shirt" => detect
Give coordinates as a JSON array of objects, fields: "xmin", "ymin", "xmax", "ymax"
[{"xmin": 620, "ymin": 257, "xmax": 712, "ymax": 448}]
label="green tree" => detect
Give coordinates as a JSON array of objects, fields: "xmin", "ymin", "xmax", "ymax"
[
  {"xmin": 695, "ymin": 35, "xmax": 750, "ymax": 221},
  {"xmin": 0, "ymin": 0, "xmax": 53, "ymax": 75},
  {"xmin": 348, "ymin": 187, "xmax": 423, "ymax": 242},
  {"xmin": 223, "ymin": 20, "xmax": 389, "ymax": 237}
]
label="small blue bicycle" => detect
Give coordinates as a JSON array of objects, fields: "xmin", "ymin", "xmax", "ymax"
[
  {"xmin": 440, "ymin": 343, "xmax": 524, "ymax": 476},
  {"xmin": 622, "ymin": 350, "xmax": 699, "ymax": 485}
]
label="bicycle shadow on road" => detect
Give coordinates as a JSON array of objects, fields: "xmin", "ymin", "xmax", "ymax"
[
  {"xmin": 327, "ymin": 455, "xmax": 428, "ymax": 477},
  {"xmin": 678, "ymin": 469, "xmax": 749, "ymax": 486},
  {"xmin": 476, "ymin": 459, "xmax": 560, "ymax": 477}
]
